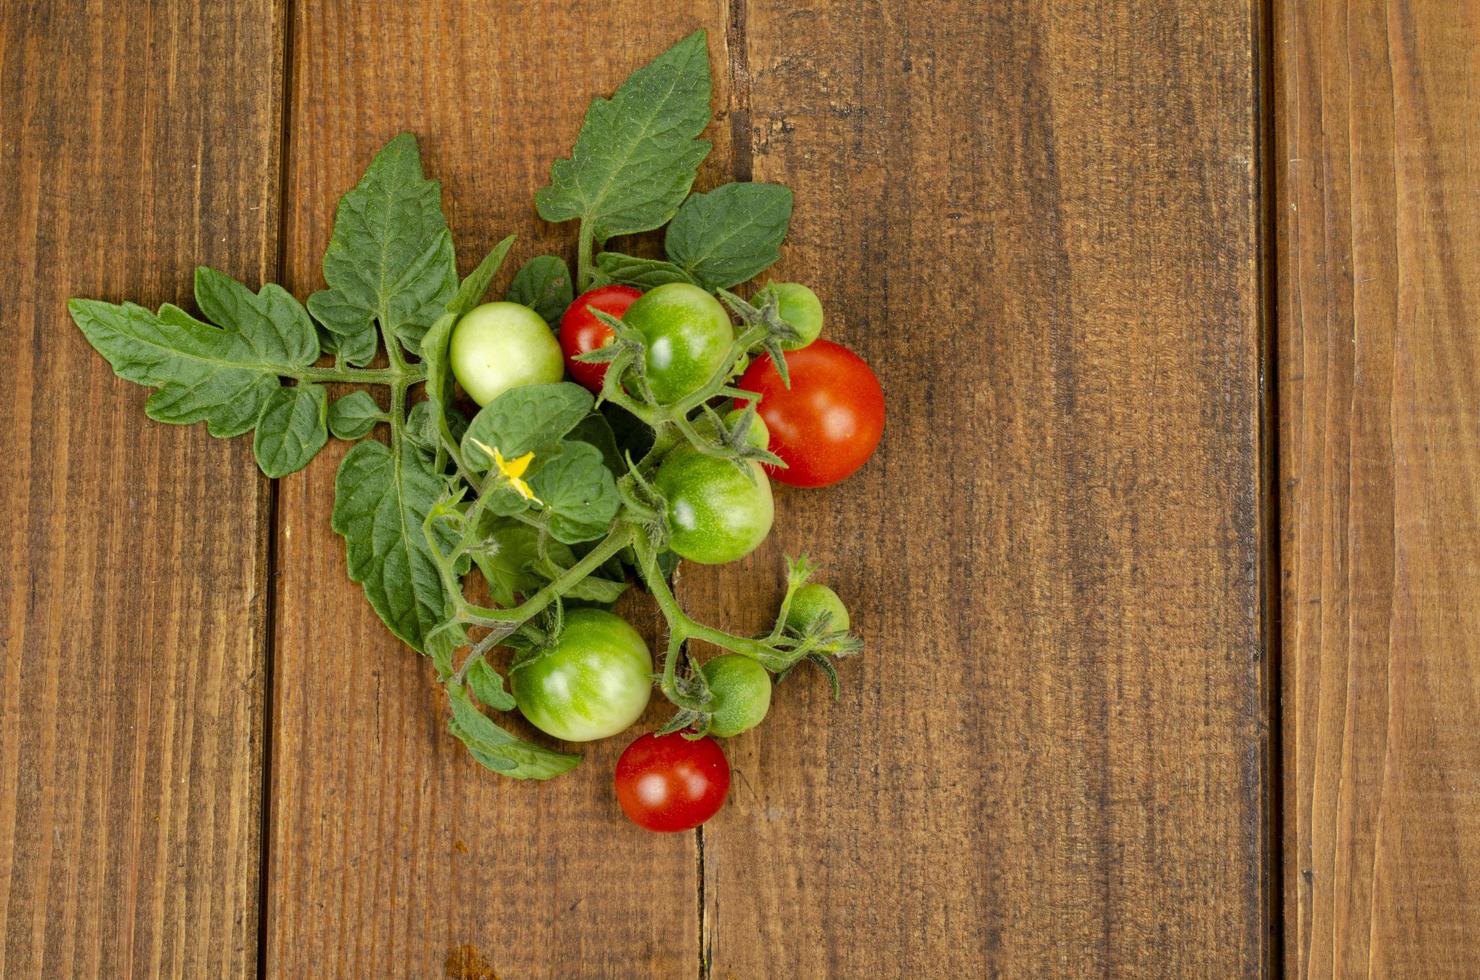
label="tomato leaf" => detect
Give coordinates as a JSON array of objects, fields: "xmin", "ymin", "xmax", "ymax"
[
  {"xmin": 534, "ymin": 31, "xmax": 713, "ymax": 243},
  {"xmin": 594, "ymin": 252, "xmax": 699, "ymax": 290},
  {"xmin": 466, "ymin": 660, "xmax": 517, "ymax": 712},
  {"xmin": 331, "ymin": 437, "xmax": 454, "ymax": 652},
  {"xmin": 567, "ymin": 413, "xmax": 624, "ymax": 477},
  {"xmin": 558, "ymin": 568, "xmax": 628, "ymax": 604},
  {"xmin": 473, "ymin": 521, "xmax": 545, "ymax": 606},
  {"xmin": 426, "ymin": 617, "xmax": 469, "ymax": 680},
  {"xmin": 448, "ymin": 234, "xmax": 516, "ymax": 319},
  {"xmin": 530, "ymin": 441, "xmax": 620, "ymax": 544},
  {"xmin": 308, "ymin": 133, "xmax": 457, "ymax": 360},
  {"xmin": 665, "ymin": 182, "xmax": 793, "ymax": 289},
  {"xmin": 68, "ymin": 268, "xmax": 322, "ymax": 465},
  {"xmin": 507, "ymin": 255, "xmax": 574, "ymax": 324},
  {"xmin": 461, "ymin": 383, "xmax": 593, "ymax": 471},
  {"xmin": 327, "ymin": 390, "xmax": 383, "ymax": 440},
  {"xmin": 475, "ymin": 519, "xmax": 626, "ymax": 605},
  {"xmin": 253, "ymin": 384, "xmax": 329, "ymax": 477},
  {"xmin": 447, "ymin": 683, "xmax": 580, "ymax": 780}
]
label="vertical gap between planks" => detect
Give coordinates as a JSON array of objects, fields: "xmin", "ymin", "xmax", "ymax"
[
  {"xmin": 1255, "ymin": 0, "xmax": 1284, "ymax": 973},
  {"xmin": 257, "ymin": 0, "xmax": 296, "ymax": 975},
  {"xmin": 696, "ymin": 825, "xmax": 708, "ymax": 980}
]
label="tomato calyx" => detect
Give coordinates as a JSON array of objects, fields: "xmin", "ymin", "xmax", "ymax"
[
  {"xmin": 716, "ymin": 287, "xmax": 801, "ymax": 388},
  {"xmin": 684, "ymin": 403, "xmax": 784, "ymax": 471},
  {"xmin": 654, "ymin": 652, "xmax": 717, "ymax": 738}
]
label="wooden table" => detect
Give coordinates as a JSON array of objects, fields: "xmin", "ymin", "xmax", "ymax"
[{"xmin": 2, "ymin": 2, "xmax": 1475, "ymax": 976}]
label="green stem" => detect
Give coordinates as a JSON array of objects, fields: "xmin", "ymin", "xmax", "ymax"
[
  {"xmin": 669, "ymin": 325, "xmax": 766, "ymax": 415},
  {"xmin": 659, "ymin": 633, "xmax": 686, "ymax": 705},
  {"xmin": 600, "ymin": 324, "xmax": 769, "ymax": 464},
  {"xmin": 453, "ymin": 627, "xmax": 508, "ymax": 686},
  {"xmin": 389, "ymin": 380, "xmax": 408, "ymax": 456},
  {"xmin": 632, "ymin": 527, "xmax": 792, "ymax": 672},
  {"xmin": 297, "ymin": 365, "xmax": 422, "ymax": 386},
  {"xmin": 459, "ymin": 524, "xmax": 633, "ymax": 625},
  {"xmin": 379, "ymin": 313, "xmax": 409, "ymax": 375},
  {"xmin": 604, "ymin": 388, "xmax": 660, "ymax": 425},
  {"xmin": 577, "ymin": 220, "xmax": 595, "ymax": 292}
]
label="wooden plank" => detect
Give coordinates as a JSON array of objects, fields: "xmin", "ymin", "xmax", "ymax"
[
  {"xmin": 0, "ymin": 2, "xmax": 283, "ymax": 977},
  {"xmin": 1277, "ymin": 1, "xmax": 1480, "ymax": 975},
  {"xmin": 265, "ymin": 7, "xmax": 733, "ymax": 976},
  {"xmin": 689, "ymin": 1, "xmax": 1268, "ymax": 975}
]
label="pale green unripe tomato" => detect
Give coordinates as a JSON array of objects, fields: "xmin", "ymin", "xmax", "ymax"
[
  {"xmin": 755, "ymin": 282, "xmax": 824, "ymax": 350},
  {"xmin": 449, "ymin": 301, "xmax": 563, "ymax": 406}
]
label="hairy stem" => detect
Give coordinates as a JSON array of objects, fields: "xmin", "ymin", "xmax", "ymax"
[
  {"xmin": 632, "ymin": 527, "xmax": 792, "ymax": 672},
  {"xmin": 296, "ymin": 364, "xmax": 421, "ymax": 385},
  {"xmin": 459, "ymin": 524, "xmax": 634, "ymax": 625},
  {"xmin": 577, "ymin": 220, "xmax": 595, "ymax": 292}
]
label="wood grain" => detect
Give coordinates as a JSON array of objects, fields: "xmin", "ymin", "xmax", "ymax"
[
  {"xmin": 1277, "ymin": 1, "xmax": 1480, "ymax": 975},
  {"xmin": 0, "ymin": 1, "xmax": 283, "ymax": 977},
  {"xmin": 686, "ymin": 1, "xmax": 1269, "ymax": 975},
  {"xmin": 265, "ymin": 6, "xmax": 735, "ymax": 976}
]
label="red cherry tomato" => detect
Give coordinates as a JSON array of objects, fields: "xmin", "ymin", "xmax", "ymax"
[
  {"xmin": 560, "ymin": 284, "xmax": 642, "ymax": 392},
  {"xmin": 737, "ymin": 338, "xmax": 885, "ymax": 487},
  {"xmin": 614, "ymin": 732, "xmax": 731, "ymax": 832}
]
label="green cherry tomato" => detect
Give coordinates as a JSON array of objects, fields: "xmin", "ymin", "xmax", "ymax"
[
  {"xmin": 786, "ymin": 583, "xmax": 851, "ymax": 634},
  {"xmin": 621, "ymin": 282, "xmax": 734, "ymax": 404},
  {"xmin": 450, "ymin": 301, "xmax": 564, "ymax": 406},
  {"xmin": 755, "ymin": 282, "xmax": 823, "ymax": 350},
  {"xmin": 509, "ymin": 608, "xmax": 653, "ymax": 742},
  {"xmin": 654, "ymin": 452, "xmax": 774, "ymax": 565},
  {"xmin": 701, "ymin": 654, "xmax": 772, "ymax": 737}
]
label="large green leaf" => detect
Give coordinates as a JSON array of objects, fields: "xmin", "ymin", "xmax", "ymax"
[
  {"xmin": 69, "ymin": 268, "xmax": 321, "ymax": 461},
  {"xmin": 308, "ymin": 133, "xmax": 457, "ymax": 360},
  {"xmin": 534, "ymin": 31, "xmax": 713, "ymax": 242},
  {"xmin": 331, "ymin": 437, "xmax": 452, "ymax": 652},
  {"xmin": 665, "ymin": 182, "xmax": 793, "ymax": 289}
]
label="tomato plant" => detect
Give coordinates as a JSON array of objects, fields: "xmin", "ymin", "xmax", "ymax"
[
  {"xmin": 450, "ymin": 301, "xmax": 564, "ymax": 406},
  {"xmin": 560, "ymin": 284, "xmax": 642, "ymax": 392},
  {"xmin": 738, "ymin": 339, "xmax": 885, "ymax": 487},
  {"xmin": 614, "ymin": 732, "xmax": 731, "ymax": 831},
  {"xmin": 71, "ymin": 34, "xmax": 870, "ymax": 807},
  {"xmin": 509, "ymin": 609, "xmax": 653, "ymax": 742}
]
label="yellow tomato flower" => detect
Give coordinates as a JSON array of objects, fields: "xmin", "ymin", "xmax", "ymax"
[{"xmin": 471, "ymin": 439, "xmax": 542, "ymax": 504}]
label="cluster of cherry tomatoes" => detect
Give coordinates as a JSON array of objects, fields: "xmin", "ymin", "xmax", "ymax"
[{"xmin": 449, "ymin": 279, "xmax": 883, "ymax": 830}]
